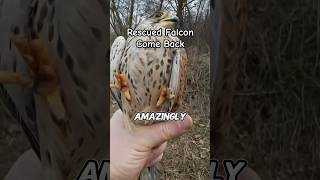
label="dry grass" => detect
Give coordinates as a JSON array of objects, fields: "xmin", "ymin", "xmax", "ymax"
[
  {"xmin": 218, "ymin": 0, "xmax": 320, "ymax": 179},
  {"xmin": 159, "ymin": 51, "xmax": 210, "ymax": 180}
]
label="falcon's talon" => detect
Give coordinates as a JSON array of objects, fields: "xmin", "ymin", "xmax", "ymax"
[
  {"xmin": 114, "ymin": 73, "xmax": 131, "ymax": 101},
  {"xmin": 156, "ymin": 96, "xmax": 165, "ymax": 108},
  {"xmin": 156, "ymin": 87, "xmax": 175, "ymax": 108},
  {"xmin": 110, "ymin": 83, "xmax": 120, "ymax": 89},
  {"xmin": 13, "ymin": 38, "xmax": 60, "ymax": 95},
  {"xmin": 10, "ymin": 37, "xmax": 66, "ymax": 119},
  {"xmin": 124, "ymin": 89, "xmax": 131, "ymax": 101}
]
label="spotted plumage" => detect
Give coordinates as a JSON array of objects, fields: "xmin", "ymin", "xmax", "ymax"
[
  {"xmin": 110, "ymin": 10, "xmax": 188, "ymax": 128},
  {"xmin": 0, "ymin": 0, "xmax": 107, "ymax": 179}
]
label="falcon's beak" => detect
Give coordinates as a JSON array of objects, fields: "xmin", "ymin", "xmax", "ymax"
[
  {"xmin": 162, "ymin": 16, "xmax": 179, "ymax": 29},
  {"xmin": 164, "ymin": 16, "xmax": 179, "ymax": 23}
]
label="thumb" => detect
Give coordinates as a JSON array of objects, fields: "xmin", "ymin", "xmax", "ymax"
[{"xmin": 140, "ymin": 115, "xmax": 193, "ymax": 147}]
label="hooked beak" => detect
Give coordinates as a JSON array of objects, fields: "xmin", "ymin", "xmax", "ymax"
[{"xmin": 164, "ymin": 16, "xmax": 179, "ymax": 23}]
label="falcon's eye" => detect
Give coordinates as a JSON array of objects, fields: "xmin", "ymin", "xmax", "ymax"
[{"xmin": 155, "ymin": 12, "xmax": 164, "ymax": 18}]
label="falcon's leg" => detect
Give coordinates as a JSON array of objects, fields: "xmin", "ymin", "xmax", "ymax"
[
  {"xmin": 1, "ymin": 37, "xmax": 65, "ymax": 119},
  {"xmin": 0, "ymin": 38, "xmax": 57, "ymax": 91},
  {"xmin": 17, "ymin": 38, "xmax": 65, "ymax": 119},
  {"xmin": 110, "ymin": 73, "xmax": 131, "ymax": 101},
  {"xmin": 156, "ymin": 87, "xmax": 175, "ymax": 110}
]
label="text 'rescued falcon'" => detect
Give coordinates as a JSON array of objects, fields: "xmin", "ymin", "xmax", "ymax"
[{"xmin": 127, "ymin": 28, "xmax": 193, "ymax": 48}]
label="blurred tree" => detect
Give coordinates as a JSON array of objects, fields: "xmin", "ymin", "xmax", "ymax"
[
  {"xmin": 128, "ymin": 0, "xmax": 135, "ymax": 28},
  {"xmin": 110, "ymin": 0, "xmax": 211, "ymax": 52}
]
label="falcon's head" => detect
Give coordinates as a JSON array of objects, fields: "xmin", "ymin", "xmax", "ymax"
[{"xmin": 140, "ymin": 10, "xmax": 179, "ymax": 30}]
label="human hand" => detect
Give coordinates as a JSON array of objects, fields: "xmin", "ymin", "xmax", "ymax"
[{"xmin": 110, "ymin": 110, "xmax": 193, "ymax": 180}]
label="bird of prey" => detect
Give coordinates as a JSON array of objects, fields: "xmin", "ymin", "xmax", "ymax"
[
  {"xmin": 110, "ymin": 10, "xmax": 187, "ymax": 128},
  {"xmin": 110, "ymin": 10, "xmax": 188, "ymax": 179},
  {"xmin": 0, "ymin": 0, "xmax": 107, "ymax": 179}
]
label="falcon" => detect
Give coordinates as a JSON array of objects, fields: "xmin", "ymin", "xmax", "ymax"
[
  {"xmin": 0, "ymin": 0, "xmax": 107, "ymax": 179},
  {"xmin": 110, "ymin": 10, "xmax": 188, "ymax": 129}
]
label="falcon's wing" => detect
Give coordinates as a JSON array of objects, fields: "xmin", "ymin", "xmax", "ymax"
[
  {"xmin": 0, "ymin": 0, "xmax": 40, "ymax": 157},
  {"xmin": 163, "ymin": 48, "xmax": 188, "ymax": 112},
  {"xmin": 110, "ymin": 36, "xmax": 126, "ymax": 110}
]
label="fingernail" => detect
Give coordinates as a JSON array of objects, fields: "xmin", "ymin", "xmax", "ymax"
[{"xmin": 178, "ymin": 115, "xmax": 192, "ymax": 130}]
